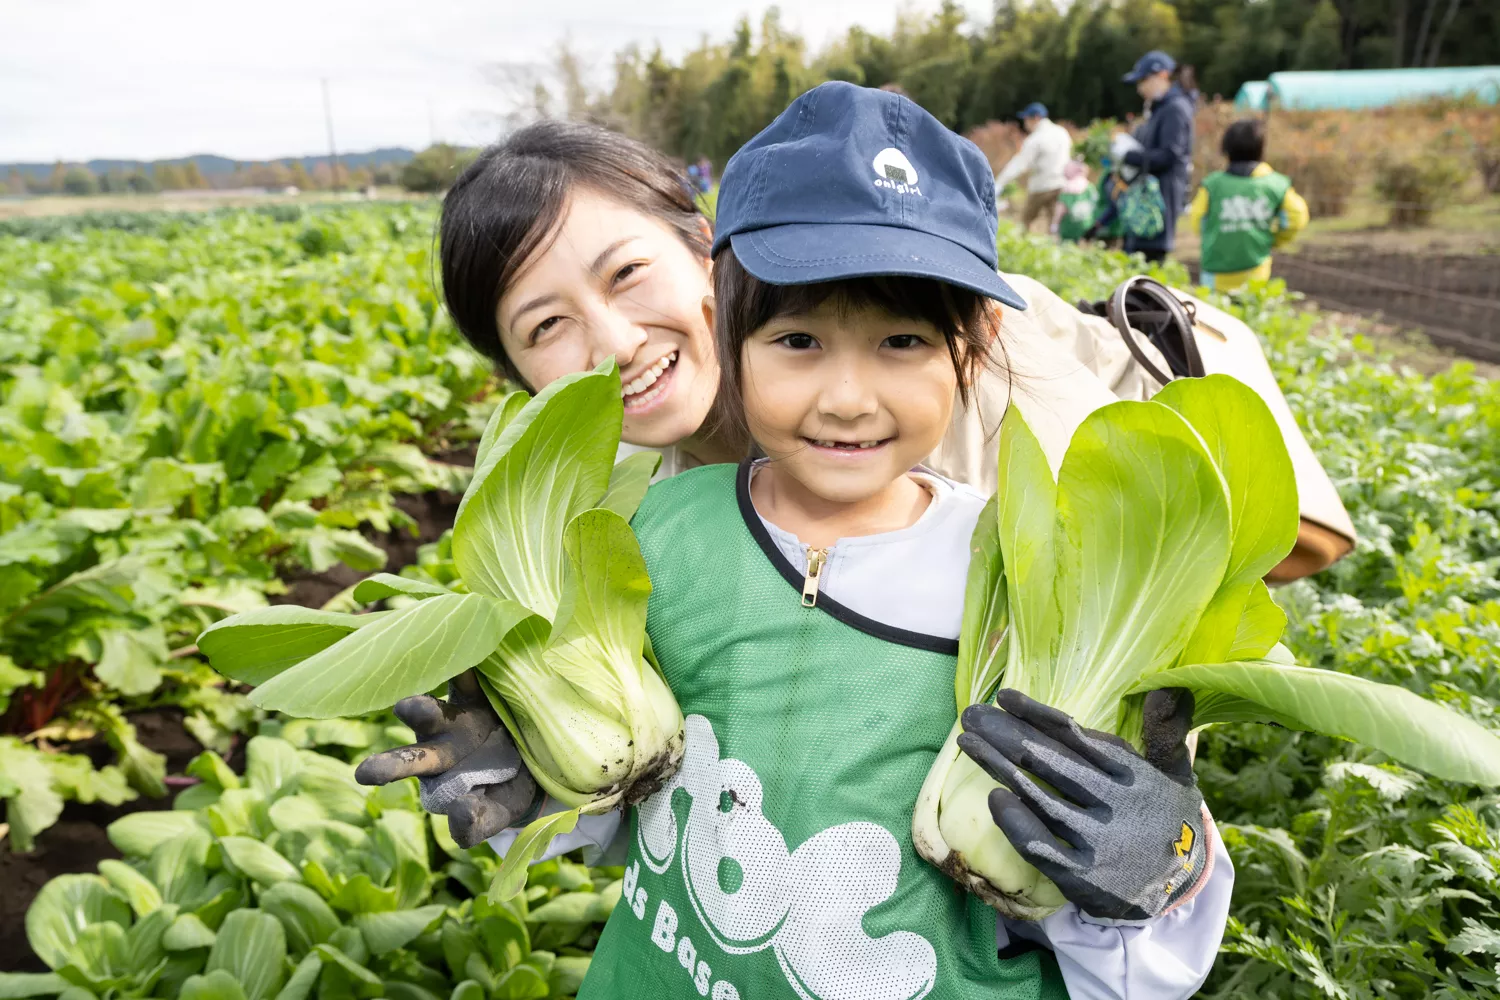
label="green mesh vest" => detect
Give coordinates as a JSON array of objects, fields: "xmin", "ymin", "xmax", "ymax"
[
  {"xmin": 1057, "ymin": 187, "xmax": 1099, "ymax": 242},
  {"xmin": 578, "ymin": 464, "xmax": 1068, "ymax": 1000},
  {"xmin": 1198, "ymin": 169, "xmax": 1292, "ymax": 275}
]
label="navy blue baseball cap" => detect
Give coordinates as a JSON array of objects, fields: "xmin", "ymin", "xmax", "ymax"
[
  {"xmin": 711, "ymin": 81, "xmax": 1027, "ymax": 310},
  {"xmin": 1123, "ymin": 50, "xmax": 1176, "ymax": 83},
  {"xmin": 1017, "ymin": 102, "xmax": 1048, "ymax": 119}
]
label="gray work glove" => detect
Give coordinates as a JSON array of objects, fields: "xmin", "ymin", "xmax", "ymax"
[
  {"xmin": 354, "ymin": 670, "xmax": 537, "ymax": 849},
  {"xmin": 958, "ymin": 688, "xmax": 1211, "ymax": 922}
]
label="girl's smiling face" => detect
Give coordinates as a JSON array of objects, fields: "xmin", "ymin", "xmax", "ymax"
[
  {"xmin": 495, "ymin": 187, "xmax": 719, "ymax": 448},
  {"xmin": 738, "ymin": 300, "xmax": 961, "ymax": 509}
]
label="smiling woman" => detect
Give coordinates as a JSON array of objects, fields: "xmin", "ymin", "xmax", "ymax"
[{"xmin": 440, "ymin": 122, "xmax": 729, "ymax": 457}]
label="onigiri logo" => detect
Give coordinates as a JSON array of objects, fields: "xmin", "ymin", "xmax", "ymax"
[{"xmin": 872, "ymin": 147, "xmax": 923, "ymax": 196}]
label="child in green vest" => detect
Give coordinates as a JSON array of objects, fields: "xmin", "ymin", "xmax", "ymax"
[
  {"xmin": 1186, "ymin": 118, "xmax": 1309, "ymax": 292},
  {"xmin": 388, "ymin": 83, "xmax": 1233, "ymax": 1000},
  {"xmin": 572, "ymin": 82, "xmax": 1232, "ymax": 1000},
  {"xmin": 1055, "ymin": 159, "xmax": 1098, "ymax": 243}
]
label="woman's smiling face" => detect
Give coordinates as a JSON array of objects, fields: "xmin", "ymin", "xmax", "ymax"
[{"xmin": 495, "ymin": 187, "xmax": 719, "ymax": 448}]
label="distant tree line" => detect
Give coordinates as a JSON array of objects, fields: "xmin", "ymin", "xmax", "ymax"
[
  {"xmin": 4, "ymin": 159, "xmax": 406, "ymax": 198},
  {"xmin": 397, "ymin": 145, "xmax": 479, "ymax": 193},
  {"xmin": 549, "ymin": 0, "xmax": 1499, "ymax": 167},
  {"xmin": 2, "ymin": 148, "xmax": 487, "ymax": 199}
]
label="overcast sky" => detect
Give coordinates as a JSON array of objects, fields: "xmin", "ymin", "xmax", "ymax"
[{"xmin": 1, "ymin": 0, "xmax": 992, "ymax": 163}]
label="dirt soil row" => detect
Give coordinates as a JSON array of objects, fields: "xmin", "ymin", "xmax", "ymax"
[
  {"xmin": 1271, "ymin": 248, "xmax": 1500, "ymax": 363},
  {"xmin": 0, "ymin": 476, "xmax": 469, "ymax": 972}
]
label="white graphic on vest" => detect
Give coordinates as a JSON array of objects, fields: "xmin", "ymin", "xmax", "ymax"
[
  {"xmin": 872, "ymin": 147, "xmax": 923, "ymax": 197},
  {"xmin": 1216, "ymin": 193, "xmax": 1277, "ymax": 234},
  {"xmin": 637, "ymin": 714, "xmax": 937, "ymax": 1000}
]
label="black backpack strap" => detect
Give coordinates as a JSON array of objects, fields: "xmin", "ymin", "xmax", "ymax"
[{"xmin": 1100, "ymin": 276, "xmax": 1205, "ymax": 386}]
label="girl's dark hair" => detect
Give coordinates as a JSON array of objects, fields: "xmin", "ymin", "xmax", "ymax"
[
  {"xmin": 439, "ymin": 119, "xmax": 710, "ymax": 383},
  {"xmin": 1221, "ymin": 118, "xmax": 1266, "ymax": 164},
  {"xmin": 711, "ymin": 246, "xmax": 1005, "ymax": 440}
]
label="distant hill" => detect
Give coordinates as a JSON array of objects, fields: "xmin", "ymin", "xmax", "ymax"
[{"xmin": 2, "ymin": 148, "xmax": 416, "ymax": 183}]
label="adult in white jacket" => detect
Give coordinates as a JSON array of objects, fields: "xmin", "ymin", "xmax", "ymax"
[{"xmin": 995, "ymin": 102, "xmax": 1075, "ymax": 234}]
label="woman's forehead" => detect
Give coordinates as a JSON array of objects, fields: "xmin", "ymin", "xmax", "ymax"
[{"xmin": 504, "ymin": 189, "xmax": 668, "ymax": 290}]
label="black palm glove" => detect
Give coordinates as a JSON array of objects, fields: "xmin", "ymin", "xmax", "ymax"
[
  {"xmin": 355, "ymin": 670, "xmax": 537, "ymax": 849},
  {"xmin": 957, "ymin": 688, "xmax": 1210, "ymax": 922}
]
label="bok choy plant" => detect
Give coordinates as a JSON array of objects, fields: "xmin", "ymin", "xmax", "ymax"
[
  {"xmin": 197, "ymin": 362, "xmax": 683, "ymax": 898},
  {"xmin": 912, "ymin": 375, "xmax": 1500, "ymax": 919},
  {"xmin": 0, "ymin": 733, "xmax": 613, "ymax": 999}
]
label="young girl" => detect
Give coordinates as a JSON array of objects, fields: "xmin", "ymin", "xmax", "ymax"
[
  {"xmin": 571, "ymin": 82, "xmax": 1232, "ymax": 999},
  {"xmin": 364, "ymin": 85, "xmax": 1230, "ymax": 998}
]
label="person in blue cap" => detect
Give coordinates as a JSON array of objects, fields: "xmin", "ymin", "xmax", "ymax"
[
  {"xmin": 405, "ymin": 81, "xmax": 1231, "ymax": 1000},
  {"xmin": 1097, "ymin": 50, "xmax": 1195, "ymax": 262},
  {"xmin": 995, "ymin": 101, "xmax": 1073, "ymax": 234}
]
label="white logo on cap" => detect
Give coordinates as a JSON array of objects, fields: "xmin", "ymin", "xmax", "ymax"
[{"xmin": 872, "ymin": 147, "xmax": 922, "ymax": 196}]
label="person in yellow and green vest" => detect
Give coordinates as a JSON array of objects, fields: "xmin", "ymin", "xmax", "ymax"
[{"xmin": 1187, "ymin": 117, "xmax": 1309, "ymax": 292}]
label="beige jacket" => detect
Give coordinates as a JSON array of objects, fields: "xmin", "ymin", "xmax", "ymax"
[{"xmin": 925, "ymin": 272, "xmax": 1164, "ymax": 490}]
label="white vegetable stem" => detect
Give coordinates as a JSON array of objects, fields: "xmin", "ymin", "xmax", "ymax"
[
  {"xmin": 914, "ymin": 375, "xmax": 1500, "ymax": 918},
  {"xmin": 914, "ymin": 376, "xmax": 1298, "ymax": 918}
]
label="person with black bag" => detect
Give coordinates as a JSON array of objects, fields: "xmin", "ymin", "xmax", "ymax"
[{"xmin": 1087, "ymin": 51, "xmax": 1195, "ymax": 262}]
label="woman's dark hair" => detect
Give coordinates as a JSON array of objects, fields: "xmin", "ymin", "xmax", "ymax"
[
  {"xmin": 711, "ymin": 246, "xmax": 1005, "ymax": 440},
  {"xmin": 1221, "ymin": 118, "xmax": 1266, "ymax": 164},
  {"xmin": 439, "ymin": 119, "xmax": 710, "ymax": 383}
]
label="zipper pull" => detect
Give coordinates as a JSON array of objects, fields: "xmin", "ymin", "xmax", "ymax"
[{"xmin": 802, "ymin": 547, "xmax": 828, "ymax": 607}]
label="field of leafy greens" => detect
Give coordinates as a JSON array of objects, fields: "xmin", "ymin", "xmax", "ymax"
[
  {"xmin": 1, "ymin": 204, "xmax": 1498, "ymax": 999},
  {"xmin": 0, "ymin": 205, "xmax": 489, "ymax": 852},
  {"xmin": 5, "ymin": 729, "xmax": 617, "ymax": 999}
]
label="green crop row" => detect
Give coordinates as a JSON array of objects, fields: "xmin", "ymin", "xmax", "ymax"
[
  {"xmin": 1195, "ymin": 295, "xmax": 1500, "ymax": 998},
  {"xmin": 0, "ymin": 730, "xmax": 612, "ymax": 999},
  {"xmin": 0, "ymin": 205, "xmax": 494, "ymax": 848}
]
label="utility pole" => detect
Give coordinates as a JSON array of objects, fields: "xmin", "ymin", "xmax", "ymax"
[
  {"xmin": 428, "ymin": 99, "xmax": 437, "ymax": 147},
  {"xmin": 322, "ymin": 77, "xmax": 342, "ymax": 190}
]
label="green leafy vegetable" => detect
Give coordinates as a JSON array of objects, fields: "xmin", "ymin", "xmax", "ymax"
[
  {"xmin": 248, "ymin": 595, "xmax": 527, "ymax": 718},
  {"xmin": 0, "ymin": 203, "xmax": 494, "ymax": 848},
  {"xmin": 1133, "ymin": 660, "xmax": 1500, "ymax": 785},
  {"xmin": 913, "ymin": 375, "xmax": 1500, "ymax": 918},
  {"xmin": 198, "ymin": 362, "xmax": 684, "ymax": 897},
  {"xmin": 2, "ymin": 731, "xmax": 618, "ymax": 998},
  {"xmin": 24, "ymin": 875, "xmax": 131, "ymax": 971},
  {"xmin": 206, "ymin": 910, "xmax": 288, "ymax": 1000},
  {"xmin": 197, "ymin": 607, "xmax": 393, "ymax": 687}
]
